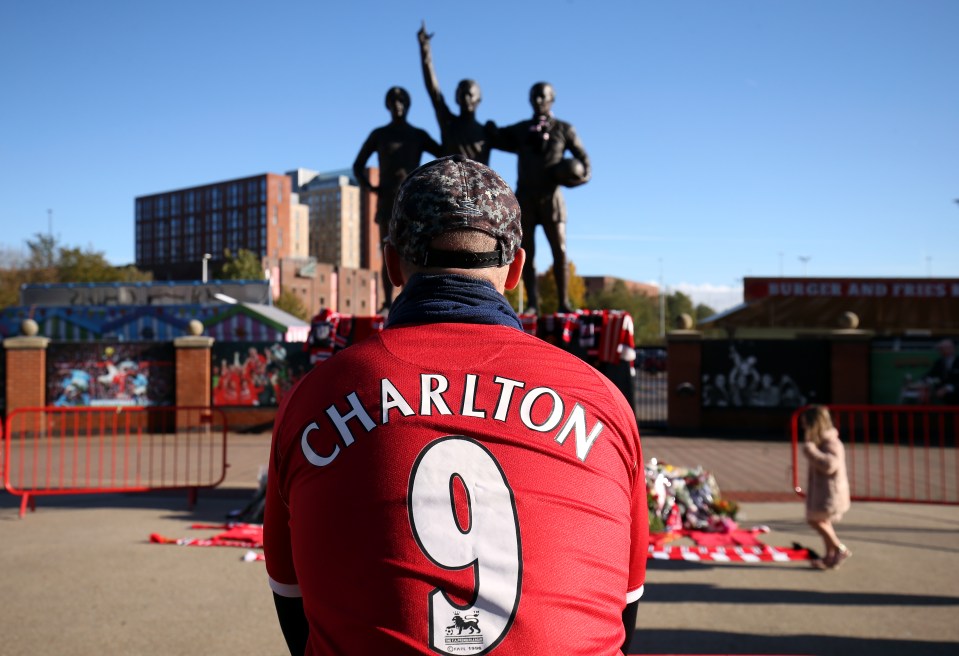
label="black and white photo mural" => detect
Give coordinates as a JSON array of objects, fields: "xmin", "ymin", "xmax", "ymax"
[{"xmin": 701, "ymin": 340, "xmax": 830, "ymax": 409}]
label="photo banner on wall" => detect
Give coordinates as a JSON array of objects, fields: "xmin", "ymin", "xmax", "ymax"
[
  {"xmin": 46, "ymin": 342, "xmax": 174, "ymax": 407},
  {"xmin": 212, "ymin": 342, "xmax": 312, "ymax": 407},
  {"xmin": 700, "ymin": 340, "xmax": 830, "ymax": 409}
]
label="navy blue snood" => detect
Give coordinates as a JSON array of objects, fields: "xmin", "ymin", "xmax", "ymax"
[{"xmin": 385, "ymin": 273, "xmax": 523, "ymax": 331}]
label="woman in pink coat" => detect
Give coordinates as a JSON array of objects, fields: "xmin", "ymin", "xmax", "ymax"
[{"xmin": 800, "ymin": 405, "xmax": 852, "ymax": 569}]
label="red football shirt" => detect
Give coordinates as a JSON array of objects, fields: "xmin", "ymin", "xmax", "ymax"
[{"xmin": 264, "ymin": 322, "xmax": 647, "ymax": 655}]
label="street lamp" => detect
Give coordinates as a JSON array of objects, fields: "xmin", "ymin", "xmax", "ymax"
[{"xmin": 202, "ymin": 253, "xmax": 212, "ymax": 283}]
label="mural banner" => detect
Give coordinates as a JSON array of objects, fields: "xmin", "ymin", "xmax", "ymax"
[
  {"xmin": 47, "ymin": 342, "xmax": 174, "ymax": 407},
  {"xmin": 212, "ymin": 342, "xmax": 311, "ymax": 407},
  {"xmin": 701, "ymin": 340, "xmax": 830, "ymax": 409}
]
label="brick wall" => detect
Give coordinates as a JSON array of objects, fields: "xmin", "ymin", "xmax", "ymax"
[
  {"xmin": 174, "ymin": 336, "xmax": 213, "ymax": 407},
  {"xmin": 4, "ymin": 337, "xmax": 50, "ymax": 413}
]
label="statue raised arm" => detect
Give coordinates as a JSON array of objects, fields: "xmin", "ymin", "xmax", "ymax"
[{"xmin": 416, "ymin": 21, "xmax": 491, "ymax": 164}]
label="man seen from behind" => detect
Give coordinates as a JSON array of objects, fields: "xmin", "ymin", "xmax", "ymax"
[{"xmin": 264, "ymin": 155, "xmax": 647, "ymax": 655}]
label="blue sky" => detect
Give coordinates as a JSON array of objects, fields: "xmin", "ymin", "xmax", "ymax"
[{"xmin": 1, "ymin": 0, "xmax": 956, "ymax": 311}]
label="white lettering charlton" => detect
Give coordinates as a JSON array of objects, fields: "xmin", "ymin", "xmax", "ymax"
[{"xmin": 300, "ymin": 373, "xmax": 606, "ymax": 467}]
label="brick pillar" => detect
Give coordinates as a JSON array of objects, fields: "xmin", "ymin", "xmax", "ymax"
[
  {"xmin": 829, "ymin": 330, "xmax": 872, "ymax": 404},
  {"xmin": 4, "ymin": 320, "xmax": 50, "ymax": 414},
  {"xmin": 174, "ymin": 335, "xmax": 214, "ymax": 408},
  {"xmin": 666, "ymin": 330, "xmax": 703, "ymax": 430},
  {"xmin": 173, "ymin": 326, "xmax": 214, "ymax": 434}
]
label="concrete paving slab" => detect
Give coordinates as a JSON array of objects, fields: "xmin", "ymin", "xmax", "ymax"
[{"xmin": 2, "ymin": 432, "xmax": 957, "ymax": 656}]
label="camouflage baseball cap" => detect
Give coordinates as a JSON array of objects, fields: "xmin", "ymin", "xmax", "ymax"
[{"xmin": 389, "ymin": 155, "xmax": 522, "ymax": 268}]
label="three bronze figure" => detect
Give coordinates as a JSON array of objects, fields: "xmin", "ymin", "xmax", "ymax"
[{"xmin": 353, "ymin": 22, "xmax": 590, "ymax": 313}]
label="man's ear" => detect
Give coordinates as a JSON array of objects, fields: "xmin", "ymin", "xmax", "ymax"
[
  {"xmin": 384, "ymin": 243, "xmax": 407, "ymax": 287},
  {"xmin": 504, "ymin": 248, "xmax": 526, "ymax": 291}
]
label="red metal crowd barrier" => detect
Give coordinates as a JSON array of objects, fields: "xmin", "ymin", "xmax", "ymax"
[
  {"xmin": 2, "ymin": 406, "xmax": 228, "ymax": 517},
  {"xmin": 791, "ymin": 404, "xmax": 959, "ymax": 505}
]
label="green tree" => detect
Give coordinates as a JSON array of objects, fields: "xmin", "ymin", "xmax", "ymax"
[
  {"xmin": 57, "ymin": 247, "xmax": 146, "ymax": 283},
  {"xmin": 218, "ymin": 249, "xmax": 265, "ymax": 280},
  {"xmin": 665, "ymin": 289, "xmax": 695, "ymax": 323},
  {"xmin": 584, "ymin": 279, "xmax": 661, "ymax": 344},
  {"xmin": 664, "ymin": 290, "xmax": 716, "ymax": 329},
  {"xmin": 695, "ymin": 302, "xmax": 718, "ymax": 322},
  {"xmin": 27, "ymin": 233, "xmax": 58, "ymax": 271},
  {"xmin": 0, "ymin": 268, "xmax": 29, "ymax": 309},
  {"xmin": 532, "ymin": 262, "xmax": 586, "ymax": 315},
  {"xmin": 0, "ymin": 234, "xmax": 152, "ymax": 309},
  {"xmin": 275, "ymin": 287, "xmax": 309, "ymax": 321}
]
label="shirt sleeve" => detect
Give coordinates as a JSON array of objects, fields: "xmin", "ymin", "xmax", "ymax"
[
  {"xmin": 626, "ymin": 426, "xmax": 649, "ymax": 603},
  {"xmin": 597, "ymin": 369, "xmax": 649, "ymax": 604},
  {"xmin": 263, "ymin": 427, "xmax": 301, "ymax": 598}
]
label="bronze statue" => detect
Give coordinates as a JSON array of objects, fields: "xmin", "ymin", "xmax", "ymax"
[
  {"xmin": 353, "ymin": 86, "xmax": 442, "ymax": 309},
  {"xmin": 417, "ymin": 22, "xmax": 491, "ymax": 164},
  {"xmin": 489, "ymin": 82, "xmax": 590, "ymax": 314}
]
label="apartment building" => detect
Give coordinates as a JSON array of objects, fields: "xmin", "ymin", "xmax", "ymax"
[
  {"xmin": 287, "ymin": 168, "xmax": 361, "ymax": 269},
  {"xmin": 135, "ymin": 173, "xmax": 308, "ymax": 281},
  {"xmin": 135, "ymin": 169, "xmax": 383, "ymax": 314}
]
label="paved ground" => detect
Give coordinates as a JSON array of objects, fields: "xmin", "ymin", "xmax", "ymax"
[{"xmin": 2, "ymin": 432, "xmax": 958, "ymax": 655}]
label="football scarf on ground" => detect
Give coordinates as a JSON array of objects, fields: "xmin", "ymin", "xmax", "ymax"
[
  {"xmin": 150, "ymin": 524, "xmax": 812, "ymax": 563},
  {"xmin": 149, "ymin": 523, "xmax": 263, "ymax": 548},
  {"xmin": 649, "ymin": 527, "xmax": 813, "ymax": 562},
  {"xmin": 649, "ymin": 544, "xmax": 812, "ymax": 563}
]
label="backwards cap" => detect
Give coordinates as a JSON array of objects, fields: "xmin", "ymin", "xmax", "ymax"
[{"xmin": 389, "ymin": 155, "xmax": 522, "ymax": 269}]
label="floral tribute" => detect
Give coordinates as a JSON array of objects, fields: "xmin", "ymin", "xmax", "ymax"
[{"xmin": 646, "ymin": 458, "xmax": 741, "ymax": 534}]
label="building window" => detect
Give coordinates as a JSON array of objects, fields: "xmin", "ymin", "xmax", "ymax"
[
  {"xmin": 156, "ymin": 223, "xmax": 167, "ymax": 260},
  {"xmin": 185, "ymin": 216, "xmax": 197, "ymax": 260},
  {"xmin": 206, "ymin": 211, "xmax": 220, "ymax": 258},
  {"xmin": 170, "ymin": 218, "xmax": 180, "ymax": 261},
  {"xmin": 170, "ymin": 194, "xmax": 180, "ymax": 216},
  {"xmin": 228, "ymin": 184, "xmax": 239, "ymax": 208},
  {"xmin": 156, "ymin": 196, "xmax": 167, "ymax": 218},
  {"xmin": 212, "ymin": 188, "xmax": 222, "ymax": 210}
]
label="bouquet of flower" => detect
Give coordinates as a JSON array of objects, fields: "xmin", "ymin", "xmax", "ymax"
[{"xmin": 645, "ymin": 458, "xmax": 737, "ymax": 532}]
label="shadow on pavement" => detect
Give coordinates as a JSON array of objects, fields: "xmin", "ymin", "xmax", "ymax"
[
  {"xmin": 0, "ymin": 489, "xmax": 256, "ymax": 522},
  {"xmin": 629, "ymin": 630, "xmax": 958, "ymax": 656},
  {"xmin": 645, "ymin": 581, "xmax": 959, "ymax": 607}
]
